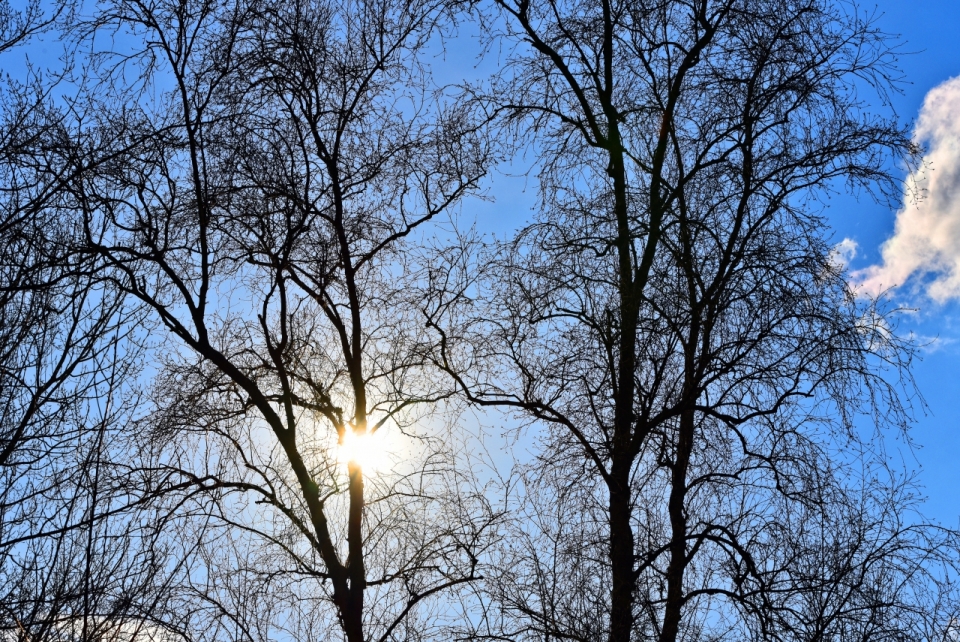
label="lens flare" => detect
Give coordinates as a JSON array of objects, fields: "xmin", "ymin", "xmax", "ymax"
[{"xmin": 337, "ymin": 429, "xmax": 388, "ymax": 473}]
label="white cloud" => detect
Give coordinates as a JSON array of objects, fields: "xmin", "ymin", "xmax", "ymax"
[
  {"xmin": 830, "ymin": 237, "xmax": 858, "ymax": 269},
  {"xmin": 914, "ymin": 334, "xmax": 956, "ymax": 354},
  {"xmin": 853, "ymin": 75, "xmax": 960, "ymax": 302}
]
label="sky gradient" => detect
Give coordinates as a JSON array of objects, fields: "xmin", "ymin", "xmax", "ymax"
[
  {"xmin": 13, "ymin": 0, "xmax": 960, "ymax": 524},
  {"xmin": 443, "ymin": 1, "xmax": 960, "ymax": 524},
  {"xmin": 828, "ymin": 1, "xmax": 960, "ymax": 524}
]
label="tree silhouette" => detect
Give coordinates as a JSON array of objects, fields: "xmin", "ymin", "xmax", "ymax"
[
  {"xmin": 52, "ymin": 0, "xmax": 500, "ymax": 639},
  {"xmin": 426, "ymin": 0, "xmax": 960, "ymax": 640},
  {"xmin": 2, "ymin": 0, "xmax": 959, "ymax": 641}
]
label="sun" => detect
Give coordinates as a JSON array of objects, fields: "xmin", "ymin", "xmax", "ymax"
[{"xmin": 337, "ymin": 428, "xmax": 390, "ymax": 473}]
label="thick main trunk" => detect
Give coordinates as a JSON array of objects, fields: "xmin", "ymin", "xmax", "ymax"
[
  {"xmin": 608, "ymin": 464, "xmax": 637, "ymax": 642},
  {"xmin": 608, "ymin": 139, "xmax": 640, "ymax": 642},
  {"xmin": 605, "ymin": 105, "xmax": 643, "ymax": 642},
  {"xmin": 344, "ymin": 459, "xmax": 366, "ymax": 642},
  {"xmin": 658, "ymin": 406, "xmax": 694, "ymax": 642},
  {"xmin": 341, "ymin": 594, "xmax": 365, "ymax": 642}
]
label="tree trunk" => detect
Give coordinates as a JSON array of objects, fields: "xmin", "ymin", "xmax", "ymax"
[
  {"xmin": 608, "ymin": 463, "xmax": 637, "ymax": 642},
  {"xmin": 658, "ymin": 405, "xmax": 694, "ymax": 642},
  {"xmin": 345, "ymin": 460, "xmax": 366, "ymax": 642}
]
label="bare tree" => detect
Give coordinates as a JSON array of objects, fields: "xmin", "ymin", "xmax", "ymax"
[
  {"xmin": 53, "ymin": 0, "xmax": 501, "ymax": 639},
  {"xmin": 426, "ymin": 0, "xmax": 960, "ymax": 640},
  {"xmin": 6, "ymin": 0, "xmax": 959, "ymax": 640},
  {"xmin": 0, "ymin": 0, "xmax": 68, "ymax": 55},
  {"xmin": 0, "ymin": 5, "xmax": 189, "ymax": 636}
]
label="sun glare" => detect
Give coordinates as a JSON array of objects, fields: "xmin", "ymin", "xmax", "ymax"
[{"xmin": 337, "ymin": 429, "xmax": 389, "ymax": 473}]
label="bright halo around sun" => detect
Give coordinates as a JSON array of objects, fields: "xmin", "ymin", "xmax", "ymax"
[{"xmin": 337, "ymin": 428, "xmax": 389, "ymax": 473}]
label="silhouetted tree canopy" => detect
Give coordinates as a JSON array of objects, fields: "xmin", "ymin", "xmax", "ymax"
[{"xmin": 1, "ymin": 0, "xmax": 959, "ymax": 641}]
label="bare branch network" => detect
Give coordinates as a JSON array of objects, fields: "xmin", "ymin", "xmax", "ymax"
[{"xmin": 1, "ymin": 0, "xmax": 958, "ymax": 641}]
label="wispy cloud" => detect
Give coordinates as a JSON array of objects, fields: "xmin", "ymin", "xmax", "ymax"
[
  {"xmin": 853, "ymin": 75, "xmax": 960, "ymax": 301},
  {"xmin": 830, "ymin": 237, "xmax": 859, "ymax": 269},
  {"xmin": 913, "ymin": 334, "xmax": 957, "ymax": 354}
]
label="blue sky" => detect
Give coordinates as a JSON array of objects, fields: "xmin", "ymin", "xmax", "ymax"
[
  {"xmin": 825, "ymin": 1, "xmax": 960, "ymax": 524},
  {"xmin": 11, "ymin": 0, "xmax": 960, "ymax": 523},
  {"xmin": 441, "ymin": 1, "xmax": 960, "ymax": 523}
]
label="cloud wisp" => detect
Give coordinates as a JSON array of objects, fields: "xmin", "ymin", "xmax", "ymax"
[
  {"xmin": 853, "ymin": 75, "xmax": 960, "ymax": 302},
  {"xmin": 831, "ymin": 237, "xmax": 859, "ymax": 269}
]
